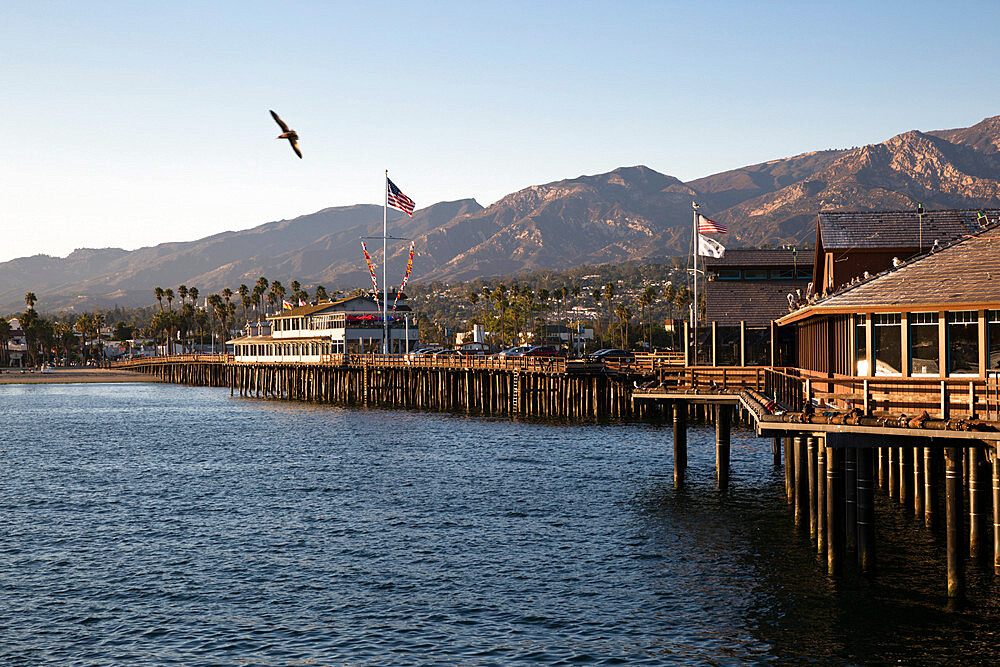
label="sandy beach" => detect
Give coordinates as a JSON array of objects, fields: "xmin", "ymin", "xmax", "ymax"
[{"xmin": 0, "ymin": 368, "xmax": 152, "ymax": 384}]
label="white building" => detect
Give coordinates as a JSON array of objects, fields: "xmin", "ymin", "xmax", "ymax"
[
  {"xmin": 6, "ymin": 318, "xmax": 28, "ymax": 367},
  {"xmin": 229, "ymin": 296, "xmax": 419, "ymax": 363}
]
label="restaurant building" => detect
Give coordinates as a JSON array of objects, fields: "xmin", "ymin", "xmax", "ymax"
[
  {"xmin": 229, "ymin": 296, "xmax": 419, "ymax": 363},
  {"xmin": 779, "ymin": 223, "xmax": 1000, "ymax": 379}
]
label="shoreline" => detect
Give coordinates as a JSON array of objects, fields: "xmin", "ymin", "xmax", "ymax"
[{"xmin": 0, "ymin": 368, "xmax": 151, "ymax": 385}]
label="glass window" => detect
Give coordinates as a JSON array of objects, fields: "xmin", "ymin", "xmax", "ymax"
[
  {"xmin": 855, "ymin": 314, "xmax": 867, "ymax": 375},
  {"xmin": 771, "ymin": 268, "xmax": 794, "ymax": 279},
  {"xmin": 744, "ymin": 269, "xmax": 767, "ymax": 280},
  {"xmin": 796, "ymin": 267, "xmax": 812, "ymax": 279},
  {"xmin": 989, "ymin": 310, "xmax": 1000, "ymax": 371},
  {"xmin": 948, "ymin": 311, "xmax": 979, "ymax": 375},
  {"xmin": 874, "ymin": 313, "xmax": 902, "ymax": 376},
  {"xmin": 909, "ymin": 312, "xmax": 939, "ymax": 376},
  {"xmin": 716, "ymin": 269, "xmax": 741, "ymax": 280}
]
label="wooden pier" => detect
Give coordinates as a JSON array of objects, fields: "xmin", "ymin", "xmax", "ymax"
[{"xmin": 113, "ymin": 353, "xmax": 1000, "ymax": 599}]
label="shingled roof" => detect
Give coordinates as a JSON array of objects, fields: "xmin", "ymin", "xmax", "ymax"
[
  {"xmin": 780, "ymin": 224, "xmax": 1000, "ymax": 324},
  {"xmin": 706, "ymin": 280, "xmax": 808, "ymax": 326},
  {"xmin": 817, "ymin": 209, "xmax": 1000, "ymax": 250},
  {"xmin": 704, "ymin": 249, "xmax": 813, "ymax": 267}
]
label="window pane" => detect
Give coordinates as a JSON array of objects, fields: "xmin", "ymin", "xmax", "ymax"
[
  {"xmin": 874, "ymin": 313, "xmax": 901, "ymax": 376},
  {"xmin": 948, "ymin": 311, "xmax": 979, "ymax": 375},
  {"xmin": 771, "ymin": 268, "xmax": 794, "ymax": 279},
  {"xmin": 796, "ymin": 267, "xmax": 812, "ymax": 279},
  {"xmin": 716, "ymin": 269, "xmax": 741, "ymax": 280},
  {"xmin": 744, "ymin": 269, "xmax": 767, "ymax": 280},
  {"xmin": 855, "ymin": 314, "xmax": 867, "ymax": 374},
  {"xmin": 990, "ymin": 310, "xmax": 1000, "ymax": 371},
  {"xmin": 909, "ymin": 313, "xmax": 939, "ymax": 376}
]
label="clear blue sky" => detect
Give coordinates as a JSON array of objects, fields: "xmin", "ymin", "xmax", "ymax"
[{"xmin": 3, "ymin": 0, "xmax": 999, "ymax": 262}]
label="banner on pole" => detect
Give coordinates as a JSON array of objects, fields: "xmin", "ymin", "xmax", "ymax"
[
  {"xmin": 361, "ymin": 241, "xmax": 380, "ymax": 309},
  {"xmin": 392, "ymin": 241, "xmax": 416, "ymax": 311},
  {"xmin": 697, "ymin": 233, "xmax": 725, "ymax": 258}
]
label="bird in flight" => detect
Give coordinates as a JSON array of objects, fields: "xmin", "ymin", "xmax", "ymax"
[{"xmin": 269, "ymin": 110, "xmax": 302, "ymax": 158}]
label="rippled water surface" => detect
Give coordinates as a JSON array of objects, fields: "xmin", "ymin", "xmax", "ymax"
[{"xmin": 3, "ymin": 383, "xmax": 1000, "ymax": 664}]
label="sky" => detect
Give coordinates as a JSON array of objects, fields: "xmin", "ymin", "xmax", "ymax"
[{"xmin": 3, "ymin": 0, "xmax": 1000, "ymax": 263}]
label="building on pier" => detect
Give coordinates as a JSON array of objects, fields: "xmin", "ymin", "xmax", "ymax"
[
  {"xmin": 228, "ymin": 295, "xmax": 420, "ymax": 362},
  {"xmin": 704, "ymin": 249, "xmax": 813, "ymax": 326},
  {"xmin": 812, "ymin": 208, "xmax": 1000, "ymax": 295},
  {"xmin": 779, "ymin": 222, "xmax": 1000, "ymax": 378}
]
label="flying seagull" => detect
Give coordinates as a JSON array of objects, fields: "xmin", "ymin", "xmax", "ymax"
[{"xmin": 269, "ymin": 109, "xmax": 301, "ymax": 158}]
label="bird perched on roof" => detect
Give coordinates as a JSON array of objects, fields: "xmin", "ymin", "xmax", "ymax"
[{"xmin": 269, "ymin": 110, "xmax": 301, "ymax": 158}]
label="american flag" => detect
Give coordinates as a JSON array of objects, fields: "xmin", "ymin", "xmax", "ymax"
[
  {"xmin": 698, "ymin": 214, "xmax": 726, "ymax": 234},
  {"xmin": 387, "ymin": 177, "xmax": 415, "ymax": 217}
]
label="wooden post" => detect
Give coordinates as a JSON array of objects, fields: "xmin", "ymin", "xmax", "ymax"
[
  {"xmin": 769, "ymin": 320, "xmax": 777, "ymax": 368},
  {"xmin": 888, "ymin": 446, "xmax": 898, "ymax": 501},
  {"xmin": 845, "ymin": 447, "xmax": 857, "ymax": 550},
  {"xmin": 925, "ymin": 447, "xmax": 935, "ymax": 530},
  {"xmin": 993, "ymin": 444, "xmax": 1000, "ymax": 575},
  {"xmin": 711, "ymin": 321, "xmax": 718, "ymax": 367},
  {"xmin": 808, "ymin": 436, "xmax": 818, "ymax": 540},
  {"xmin": 828, "ymin": 445, "xmax": 845, "ymax": 576},
  {"xmin": 945, "ymin": 447, "xmax": 965, "ymax": 598},
  {"xmin": 970, "ymin": 447, "xmax": 986, "ymax": 561},
  {"xmin": 772, "ymin": 436, "xmax": 781, "ymax": 467},
  {"xmin": 740, "ymin": 321, "xmax": 746, "ymax": 368},
  {"xmin": 817, "ymin": 441, "xmax": 827, "ymax": 555},
  {"xmin": 784, "ymin": 437, "xmax": 794, "ymax": 503},
  {"xmin": 683, "ymin": 321, "xmax": 691, "ymax": 367},
  {"xmin": 716, "ymin": 404, "xmax": 730, "ymax": 490},
  {"xmin": 794, "ymin": 436, "xmax": 807, "ymax": 528},
  {"xmin": 900, "ymin": 446, "xmax": 911, "ymax": 509},
  {"xmin": 857, "ymin": 447, "xmax": 876, "ymax": 574},
  {"xmin": 673, "ymin": 401, "xmax": 687, "ymax": 487},
  {"xmin": 913, "ymin": 446, "xmax": 923, "ymax": 517}
]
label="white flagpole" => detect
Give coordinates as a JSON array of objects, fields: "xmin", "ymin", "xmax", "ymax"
[
  {"xmin": 383, "ymin": 170, "xmax": 389, "ymax": 354},
  {"xmin": 692, "ymin": 202, "xmax": 699, "ymax": 365}
]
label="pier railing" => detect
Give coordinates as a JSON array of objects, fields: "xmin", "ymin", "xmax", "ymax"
[
  {"xmin": 113, "ymin": 353, "xmax": 233, "ymax": 367},
  {"xmin": 763, "ymin": 368, "xmax": 998, "ymax": 420}
]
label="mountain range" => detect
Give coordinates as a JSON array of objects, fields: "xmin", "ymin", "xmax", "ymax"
[{"xmin": 5, "ymin": 115, "xmax": 1000, "ymax": 313}]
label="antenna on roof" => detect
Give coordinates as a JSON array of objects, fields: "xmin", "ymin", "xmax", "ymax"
[{"xmin": 917, "ymin": 203, "xmax": 925, "ymax": 254}]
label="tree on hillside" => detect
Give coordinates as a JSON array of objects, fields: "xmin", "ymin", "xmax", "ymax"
[
  {"xmin": 188, "ymin": 287, "xmax": 199, "ymax": 309},
  {"xmin": 269, "ymin": 281, "xmax": 285, "ymax": 311},
  {"xmin": 639, "ymin": 286, "xmax": 657, "ymax": 351},
  {"xmin": 25, "ymin": 292, "xmax": 37, "ymax": 310},
  {"xmin": 178, "ymin": 284, "xmax": 188, "ymax": 306},
  {"xmin": 164, "ymin": 288, "xmax": 174, "ymax": 310},
  {"xmin": 0, "ymin": 318, "xmax": 10, "ymax": 366},
  {"xmin": 315, "ymin": 285, "xmax": 328, "ymax": 302},
  {"xmin": 154, "ymin": 287, "xmax": 164, "ymax": 310}
]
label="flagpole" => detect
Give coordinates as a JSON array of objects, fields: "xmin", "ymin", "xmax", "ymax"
[
  {"xmin": 383, "ymin": 169, "xmax": 389, "ymax": 354},
  {"xmin": 692, "ymin": 201, "xmax": 699, "ymax": 366}
]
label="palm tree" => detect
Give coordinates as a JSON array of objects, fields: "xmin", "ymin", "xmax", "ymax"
[
  {"xmin": 270, "ymin": 281, "xmax": 285, "ymax": 311},
  {"xmin": 222, "ymin": 287, "xmax": 234, "ymax": 310},
  {"xmin": 238, "ymin": 284, "xmax": 250, "ymax": 320},
  {"xmin": 207, "ymin": 294, "xmax": 225, "ymax": 352},
  {"xmin": 188, "ymin": 286, "xmax": 199, "ymax": 308},
  {"xmin": 290, "ymin": 280, "xmax": 301, "ymax": 301},
  {"xmin": 614, "ymin": 303, "xmax": 632, "ymax": 349},
  {"xmin": 24, "ymin": 292, "xmax": 37, "ymax": 310},
  {"xmin": 154, "ymin": 287, "xmax": 164, "ymax": 310},
  {"xmin": 178, "ymin": 284, "xmax": 188, "ymax": 306},
  {"xmin": 315, "ymin": 285, "xmax": 329, "ymax": 302},
  {"xmin": 164, "ymin": 288, "xmax": 175, "ymax": 310},
  {"xmin": 0, "ymin": 317, "xmax": 10, "ymax": 366},
  {"xmin": 603, "ymin": 282, "xmax": 616, "ymax": 347},
  {"xmin": 640, "ymin": 286, "xmax": 657, "ymax": 351},
  {"xmin": 467, "ymin": 291, "xmax": 479, "ymax": 324},
  {"xmin": 180, "ymin": 302, "xmax": 195, "ymax": 352},
  {"xmin": 255, "ymin": 276, "xmax": 269, "ymax": 312}
]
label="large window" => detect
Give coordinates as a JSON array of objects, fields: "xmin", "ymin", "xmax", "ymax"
[
  {"xmin": 715, "ymin": 269, "xmax": 741, "ymax": 280},
  {"xmin": 948, "ymin": 311, "xmax": 979, "ymax": 375},
  {"xmin": 989, "ymin": 310, "xmax": 1000, "ymax": 371},
  {"xmin": 744, "ymin": 269, "xmax": 767, "ymax": 280},
  {"xmin": 909, "ymin": 312, "xmax": 939, "ymax": 376},
  {"xmin": 874, "ymin": 313, "xmax": 902, "ymax": 376},
  {"xmin": 771, "ymin": 268, "xmax": 794, "ymax": 279},
  {"xmin": 855, "ymin": 314, "xmax": 867, "ymax": 375}
]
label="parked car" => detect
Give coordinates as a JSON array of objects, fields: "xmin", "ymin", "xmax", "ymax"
[
  {"xmin": 431, "ymin": 349, "xmax": 462, "ymax": 357},
  {"xmin": 586, "ymin": 348, "xmax": 634, "ymax": 361},
  {"xmin": 522, "ymin": 345, "xmax": 563, "ymax": 357},
  {"xmin": 406, "ymin": 346, "xmax": 442, "ymax": 360},
  {"xmin": 496, "ymin": 345, "xmax": 533, "ymax": 357}
]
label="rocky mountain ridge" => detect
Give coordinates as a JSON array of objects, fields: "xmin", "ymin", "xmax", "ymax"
[{"xmin": 5, "ymin": 114, "xmax": 1000, "ymax": 312}]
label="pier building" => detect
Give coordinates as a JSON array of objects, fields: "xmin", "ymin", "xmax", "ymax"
[{"xmin": 229, "ymin": 295, "xmax": 419, "ymax": 363}]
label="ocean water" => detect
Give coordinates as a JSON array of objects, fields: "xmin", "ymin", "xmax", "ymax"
[{"xmin": 1, "ymin": 382, "xmax": 999, "ymax": 665}]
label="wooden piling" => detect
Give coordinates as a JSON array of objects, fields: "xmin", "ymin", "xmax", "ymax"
[
  {"xmin": 827, "ymin": 445, "xmax": 845, "ymax": 576},
  {"xmin": 945, "ymin": 447, "xmax": 965, "ymax": 598},
  {"xmin": 716, "ymin": 405, "xmax": 730, "ymax": 490},
  {"xmin": 673, "ymin": 401, "xmax": 687, "ymax": 487},
  {"xmin": 857, "ymin": 447, "xmax": 876, "ymax": 574}
]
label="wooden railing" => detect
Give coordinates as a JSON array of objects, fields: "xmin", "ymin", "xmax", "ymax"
[
  {"xmin": 317, "ymin": 353, "xmax": 569, "ymax": 373},
  {"xmin": 763, "ymin": 368, "xmax": 998, "ymax": 420},
  {"xmin": 112, "ymin": 353, "xmax": 232, "ymax": 367}
]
